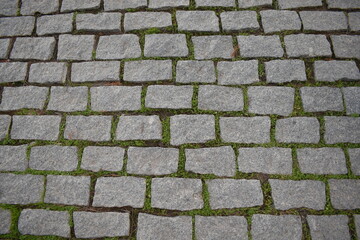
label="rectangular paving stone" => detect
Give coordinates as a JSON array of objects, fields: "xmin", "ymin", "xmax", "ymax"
[
  {"xmin": 220, "ymin": 117, "xmax": 271, "ymax": 143},
  {"xmin": 149, "ymin": 0, "xmax": 189, "ymax": 8},
  {"xmin": 237, "ymin": 35, "xmax": 284, "ymax": 58},
  {"xmin": 76, "ymin": 13, "xmax": 121, "ymax": 32},
  {"xmin": 356, "ymin": 215, "xmax": 360, "ymax": 238},
  {"xmin": 124, "ymin": 60, "xmax": 172, "ymax": 82},
  {"xmin": 0, "ymin": 16, "xmax": 35, "ymax": 37},
  {"xmin": 177, "ymin": 11, "xmax": 219, "ymax": 32},
  {"xmin": 104, "ymin": 0, "xmax": 147, "ymax": 10},
  {"xmin": 0, "ymin": 62, "xmax": 27, "ymax": 83},
  {"xmin": 57, "ymin": 34, "xmax": 95, "ymax": 60},
  {"xmin": 276, "ymin": 117, "xmax": 320, "ymax": 143},
  {"xmin": 327, "ymin": 0, "xmax": 360, "ymax": 9},
  {"xmin": 193, "ymin": 35, "xmax": 234, "ymax": 59},
  {"xmin": 21, "ymin": 0, "xmax": 59, "ymax": 15},
  {"xmin": 349, "ymin": 12, "xmax": 360, "ymax": 31},
  {"xmin": 11, "ymin": 115, "xmax": 61, "ymax": 141},
  {"xmin": 331, "ymin": 35, "xmax": 360, "ymax": 59},
  {"xmin": 91, "ymin": 86, "xmax": 141, "ymax": 111},
  {"xmin": 300, "ymin": 11, "xmax": 347, "ymax": 31},
  {"xmin": 261, "ymin": 10, "xmax": 301, "ymax": 33},
  {"xmin": 301, "ymin": 87, "xmax": 344, "ymax": 112},
  {"xmin": 278, "ymin": 0, "xmax": 322, "ymax": 9},
  {"xmin": 238, "ymin": 0, "xmax": 272, "ymax": 8},
  {"xmin": 37, "ymin": 13, "xmax": 73, "ymax": 35},
  {"xmin": 152, "ymin": 178, "xmax": 203, "ymax": 210},
  {"xmin": 47, "ymin": 86, "xmax": 88, "ymax": 112},
  {"xmin": 218, "ymin": 60, "xmax": 259, "ymax": 85},
  {"xmin": 0, "ymin": 38, "xmax": 10, "ymax": 59},
  {"xmin": 145, "ymin": 34, "xmax": 188, "ymax": 57},
  {"xmin": 265, "ymin": 59, "xmax": 306, "ymax": 83},
  {"xmin": 221, "ymin": 11, "xmax": 260, "ymax": 32},
  {"xmin": 0, "ymin": 209, "xmax": 11, "ymax": 234},
  {"xmin": 74, "ymin": 212, "xmax": 130, "ymax": 238},
  {"xmin": 29, "ymin": 62, "xmax": 67, "ymax": 84},
  {"xmin": 145, "ymin": 85, "xmax": 193, "ymax": 109},
  {"xmin": 285, "ymin": 34, "xmax": 332, "ymax": 57},
  {"xmin": 96, "ymin": 35, "xmax": 141, "ymax": 59},
  {"xmin": 0, "ymin": 0, "xmax": 18, "ymax": 16},
  {"xmin": 329, "ymin": 179, "xmax": 360, "ymax": 209},
  {"xmin": 0, "ymin": 173, "xmax": 44, "ymax": 204},
  {"xmin": 61, "ymin": 0, "xmax": 101, "ymax": 12},
  {"xmin": 308, "ymin": 215, "xmax": 350, "ymax": 240},
  {"xmin": 324, "ymin": 117, "xmax": 360, "ymax": 143},
  {"xmin": 176, "ymin": 60, "xmax": 216, "ymax": 83},
  {"xmin": 81, "ymin": 146, "xmax": 125, "ymax": 172},
  {"xmin": 344, "ymin": 87, "xmax": 360, "ymax": 115},
  {"xmin": 124, "ymin": 12, "xmax": 172, "ymax": 31},
  {"xmin": 349, "ymin": 148, "xmax": 360, "ymax": 175},
  {"xmin": 93, "ymin": 176, "xmax": 146, "ymax": 208},
  {"xmin": 0, "ymin": 145, "xmax": 27, "ymax": 171},
  {"xmin": 314, "ymin": 60, "xmax": 360, "ymax": 82},
  {"xmin": 269, "ymin": 179, "xmax": 326, "ymax": 210},
  {"xmin": 11, "ymin": 37, "xmax": 55, "ymax": 60},
  {"xmin": 0, "ymin": 115, "xmax": 11, "ymax": 140},
  {"xmin": 196, "ymin": 0, "xmax": 235, "ymax": 6},
  {"xmin": 72, "ymin": 61, "xmax": 120, "ymax": 82}
]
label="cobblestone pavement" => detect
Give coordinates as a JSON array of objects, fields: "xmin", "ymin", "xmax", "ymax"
[{"xmin": 0, "ymin": 0, "xmax": 360, "ymax": 239}]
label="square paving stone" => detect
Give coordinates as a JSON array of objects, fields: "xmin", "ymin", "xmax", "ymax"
[
  {"xmin": 76, "ymin": 12, "xmax": 121, "ymax": 32},
  {"xmin": 285, "ymin": 34, "xmax": 332, "ymax": 57},
  {"xmin": 218, "ymin": 60, "xmax": 259, "ymax": 85},
  {"xmin": 0, "ymin": 145, "xmax": 27, "ymax": 171},
  {"xmin": 11, "ymin": 37, "xmax": 55, "ymax": 60},
  {"xmin": 300, "ymin": 87, "xmax": 344, "ymax": 112},
  {"xmin": 124, "ymin": 12, "xmax": 172, "ymax": 31},
  {"xmin": 0, "ymin": 16, "xmax": 35, "ymax": 37},
  {"xmin": 0, "ymin": 115, "xmax": 11, "ymax": 140},
  {"xmin": 72, "ymin": 61, "xmax": 120, "ymax": 82},
  {"xmin": 238, "ymin": 35, "xmax": 284, "ymax": 57},
  {"xmin": 29, "ymin": 62, "xmax": 67, "ymax": 84},
  {"xmin": 349, "ymin": 148, "xmax": 360, "ymax": 175},
  {"xmin": 265, "ymin": 60, "xmax": 306, "ymax": 83},
  {"xmin": 124, "ymin": 60, "xmax": 172, "ymax": 82},
  {"xmin": 327, "ymin": 0, "xmax": 360, "ymax": 9},
  {"xmin": 300, "ymin": 11, "xmax": 347, "ymax": 31},
  {"xmin": 145, "ymin": 34, "xmax": 188, "ymax": 57},
  {"xmin": 177, "ymin": 11, "xmax": 219, "ymax": 32},
  {"xmin": 238, "ymin": 0, "xmax": 272, "ymax": 8},
  {"xmin": 275, "ymin": 117, "xmax": 320, "ymax": 143},
  {"xmin": 176, "ymin": 60, "xmax": 216, "ymax": 83},
  {"xmin": 307, "ymin": 215, "xmax": 350, "ymax": 240},
  {"xmin": 149, "ymin": 0, "xmax": 189, "ymax": 8},
  {"xmin": 314, "ymin": 60, "xmax": 360, "ymax": 82},
  {"xmin": 196, "ymin": 0, "xmax": 235, "ymax": 6},
  {"xmin": 329, "ymin": 179, "xmax": 360, "ymax": 209},
  {"xmin": 0, "ymin": 209, "xmax": 11, "ymax": 234},
  {"xmin": 331, "ymin": 35, "xmax": 360, "ymax": 59},
  {"xmin": 93, "ymin": 176, "xmax": 146, "ymax": 208},
  {"xmin": 349, "ymin": 12, "xmax": 360, "ymax": 31},
  {"xmin": 47, "ymin": 86, "xmax": 88, "ymax": 112},
  {"xmin": 324, "ymin": 117, "xmax": 360, "ymax": 143},
  {"xmin": 104, "ymin": 0, "xmax": 147, "ymax": 10},
  {"xmin": 145, "ymin": 85, "xmax": 193, "ymax": 109},
  {"xmin": 261, "ymin": 10, "xmax": 301, "ymax": 33},
  {"xmin": 0, "ymin": 0, "xmax": 18, "ymax": 16},
  {"xmin": 81, "ymin": 146, "xmax": 125, "ymax": 172},
  {"xmin": 21, "ymin": 0, "xmax": 59, "ymax": 15},
  {"xmin": 57, "ymin": 34, "xmax": 95, "ymax": 60},
  {"xmin": 278, "ymin": 0, "xmax": 322, "ymax": 9},
  {"xmin": 0, "ymin": 62, "xmax": 27, "ymax": 83},
  {"xmin": 37, "ymin": 13, "xmax": 73, "ymax": 35},
  {"xmin": 0, "ymin": 38, "xmax": 10, "ymax": 59},
  {"xmin": 61, "ymin": 0, "xmax": 101, "ymax": 12},
  {"xmin": 343, "ymin": 87, "xmax": 360, "ymax": 115},
  {"xmin": 96, "ymin": 35, "xmax": 141, "ymax": 59},
  {"xmin": 192, "ymin": 35, "xmax": 234, "ymax": 59},
  {"xmin": 221, "ymin": 11, "xmax": 260, "ymax": 32},
  {"xmin": 151, "ymin": 178, "xmax": 203, "ymax": 210}
]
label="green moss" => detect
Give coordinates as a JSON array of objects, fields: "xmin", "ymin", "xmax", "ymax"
[
  {"xmin": 144, "ymin": 177, "xmax": 152, "ymax": 210},
  {"xmin": 162, "ymin": 117, "xmax": 171, "ymax": 145}
]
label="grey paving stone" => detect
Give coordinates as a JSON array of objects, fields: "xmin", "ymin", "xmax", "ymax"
[
  {"xmin": 193, "ymin": 35, "xmax": 234, "ymax": 59},
  {"xmin": 72, "ymin": 61, "xmax": 120, "ymax": 82},
  {"xmin": 0, "ymin": 173, "xmax": 44, "ymax": 204},
  {"xmin": 127, "ymin": 147, "xmax": 179, "ymax": 175},
  {"xmin": 76, "ymin": 13, "xmax": 121, "ymax": 32},
  {"xmin": 300, "ymin": 11, "xmax": 347, "ymax": 31},
  {"xmin": 144, "ymin": 34, "xmax": 188, "ymax": 57},
  {"xmin": 251, "ymin": 215, "xmax": 302, "ymax": 240},
  {"xmin": 221, "ymin": 11, "xmax": 260, "ymax": 32},
  {"xmin": 300, "ymin": 87, "xmax": 344, "ymax": 112},
  {"xmin": 93, "ymin": 176, "xmax": 146, "ymax": 208},
  {"xmin": 331, "ymin": 35, "xmax": 360, "ymax": 59},
  {"xmin": 30, "ymin": 145, "xmax": 78, "ymax": 171},
  {"xmin": 349, "ymin": 148, "xmax": 360, "ymax": 175},
  {"xmin": 104, "ymin": 0, "xmax": 147, "ymax": 10},
  {"xmin": 285, "ymin": 34, "xmax": 332, "ymax": 57},
  {"xmin": 64, "ymin": 115, "xmax": 112, "ymax": 141},
  {"xmin": 152, "ymin": 178, "xmax": 203, "ymax": 210},
  {"xmin": 177, "ymin": 11, "xmax": 219, "ymax": 32},
  {"xmin": 356, "ymin": 215, "xmax": 360, "ymax": 237},
  {"xmin": 124, "ymin": 12, "xmax": 172, "ymax": 31},
  {"xmin": 198, "ymin": 85, "xmax": 244, "ymax": 111},
  {"xmin": 47, "ymin": 86, "xmax": 88, "ymax": 112},
  {"xmin": 0, "ymin": 209, "xmax": 11, "ymax": 234},
  {"xmin": 61, "ymin": 0, "xmax": 101, "ymax": 12},
  {"xmin": 91, "ymin": 86, "xmax": 141, "ymax": 111},
  {"xmin": 269, "ymin": 179, "xmax": 326, "ymax": 210},
  {"xmin": 45, "ymin": 175, "xmax": 90, "ymax": 206},
  {"xmin": 74, "ymin": 212, "xmax": 130, "ymax": 238},
  {"xmin": 0, "ymin": 0, "xmax": 18, "ymax": 16},
  {"xmin": 238, "ymin": 0, "xmax": 272, "ymax": 8},
  {"xmin": 314, "ymin": 60, "xmax": 360, "ymax": 82},
  {"xmin": 278, "ymin": 0, "xmax": 322, "ymax": 9},
  {"xmin": 37, "ymin": 13, "xmax": 73, "ymax": 35},
  {"xmin": 196, "ymin": 0, "xmax": 235, "ymax": 6},
  {"xmin": 276, "ymin": 117, "xmax": 320, "ymax": 143},
  {"xmin": 124, "ymin": 60, "xmax": 172, "ymax": 82},
  {"xmin": 0, "ymin": 38, "xmax": 10, "ymax": 59},
  {"xmin": 29, "ymin": 62, "xmax": 67, "ymax": 84},
  {"xmin": 327, "ymin": 0, "xmax": 360, "ymax": 9},
  {"xmin": 18, "ymin": 209, "xmax": 70, "ymax": 238},
  {"xmin": 261, "ymin": 10, "xmax": 301, "ymax": 33},
  {"xmin": 57, "ymin": 34, "xmax": 95, "ymax": 60},
  {"xmin": 218, "ymin": 60, "xmax": 259, "ymax": 85},
  {"xmin": 149, "ymin": 0, "xmax": 189, "ymax": 8},
  {"xmin": 237, "ymin": 35, "xmax": 284, "ymax": 58},
  {"xmin": 137, "ymin": 214, "xmax": 192, "ymax": 240},
  {"xmin": 297, "ymin": 148, "xmax": 347, "ymax": 174},
  {"xmin": 0, "ymin": 145, "xmax": 27, "ymax": 171},
  {"xmin": 324, "ymin": 117, "xmax": 360, "ymax": 143},
  {"xmin": 265, "ymin": 60, "xmax": 306, "ymax": 83},
  {"xmin": 116, "ymin": 115, "xmax": 162, "ymax": 141},
  {"xmin": 81, "ymin": 146, "xmax": 125, "ymax": 172},
  {"xmin": 0, "ymin": 86, "xmax": 48, "ymax": 111},
  {"xmin": 220, "ymin": 117, "xmax": 271, "ymax": 143},
  {"xmin": 21, "ymin": 0, "xmax": 59, "ymax": 15},
  {"xmin": 11, "ymin": 115, "xmax": 61, "ymax": 141},
  {"xmin": 170, "ymin": 115, "xmax": 215, "ymax": 145},
  {"xmin": 349, "ymin": 12, "xmax": 360, "ymax": 31},
  {"xmin": 145, "ymin": 85, "xmax": 193, "ymax": 109},
  {"xmin": 97, "ymin": 35, "xmax": 141, "ymax": 59},
  {"xmin": 238, "ymin": 148, "xmax": 292, "ymax": 174},
  {"xmin": 0, "ymin": 62, "xmax": 27, "ymax": 83},
  {"xmin": 0, "ymin": 115, "xmax": 11, "ymax": 140},
  {"xmin": 176, "ymin": 60, "xmax": 216, "ymax": 83},
  {"xmin": 329, "ymin": 179, "xmax": 360, "ymax": 209},
  {"xmin": 307, "ymin": 215, "xmax": 350, "ymax": 240},
  {"xmin": 0, "ymin": 16, "xmax": 35, "ymax": 37},
  {"xmin": 11, "ymin": 37, "xmax": 55, "ymax": 60},
  {"xmin": 207, "ymin": 179, "xmax": 263, "ymax": 209},
  {"xmin": 185, "ymin": 146, "xmax": 236, "ymax": 177}
]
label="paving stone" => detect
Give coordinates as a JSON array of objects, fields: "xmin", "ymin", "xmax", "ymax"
[
  {"xmin": 300, "ymin": 11, "xmax": 347, "ymax": 31},
  {"xmin": 185, "ymin": 146, "xmax": 236, "ymax": 177},
  {"xmin": 265, "ymin": 60, "xmax": 307, "ymax": 83},
  {"xmin": 57, "ymin": 34, "xmax": 95, "ymax": 60},
  {"xmin": 72, "ymin": 61, "xmax": 120, "ymax": 82},
  {"xmin": 97, "ymin": 35, "xmax": 141, "ymax": 59},
  {"xmin": 314, "ymin": 60, "xmax": 360, "ymax": 82},
  {"xmin": 47, "ymin": 86, "xmax": 88, "ymax": 112},
  {"xmin": 207, "ymin": 179, "xmax": 263, "ymax": 209},
  {"xmin": 221, "ymin": 11, "xmax": 260, "ymax": 32},
  {"xmin": 0, "ymin": 38, "xmax": 10, "ymax": 59},
  {"xmin": 81, "ymin": 146, "xmax": 125, "ymax": 172},
  {"xmin": 300, "ymin": 87, "xmax": 344, "ymax": 112},
  {"xmin": 261, "ymin": 10, "xmax": 301, "ymax": 33},
  {"xmin": 195, "ymin": 0, "xmax": 235, "ymax": 6},
  {"xmin": 237, "ymin": 35, "xmax": 284, "ymax": 58},
  {"xmin": 91, "ymin": 86, "xmax": 141, "ymax": 111},
  {"xmin": 149, "ymin": 0, "xmax": 189, "ymax": 8},
  {"xmin": 0, "ymin": 16, "xmax": 35, "ymax": 37},
  {"xmin": 170, "ymin": 115, "xmax": 215, "ymax": 145},
  {"xmin": 21, "ymin": 0, "xmax": 59, "ymax": 15},
  {"xmin": 331, "ymin": 35, "xmax": 360, "ymax": 59},
  {"xmin": 0, "ymin": 86, "xmax": 48, "ymax": 111},
  {"xmin": 61, "ymin": 0, "xmax": 101, "ymax": 12},
  {"xmin": 29, "ymin": 62, "xmax": 67, "ymax": 84},
  {"xmin": 0, "ymin": 0, "xmax": 18, "ymax": 16},
  {"xmin": 0, "ymin": 62, "xmax": 27, "ymax": 83},
  {"xmin": 152, "ymin": 178, "xmax": 203, "ymax": 210},
  {"xmin": 278, "ymin": 0, "xmax": 322, "ymax": 9},
  {"xmin": 0, "ymin": 115, "xmax": 11, "ymax": 140},
  {"xmin": 64, "ymin": 115, "xmax": 112, "ymax": 141},
  {"xmin": 324, "ymin": 117, "xmax": 360, "ymax": 143},
  {"xmin": 124, "ymin": 60, "xmax": 172, "ymax": 82},
  {"xmin": 93, "ymin": 177, "xmax": 146, "ymax": 208},
  {"xmin": 116, "ymin": 115, "xmax": 162, "ymax": 141},
  {"xmin": 30, "ymin": 145, "xmax": 78, "ymax": 171},
  {"xmin": 238, "ymin": 0, "xmax": 272, "ymax": 8},
  {"xmin": 329, "ymin": 179, "xmax": 360, "ymax": 209},
  {"xmin": 127, "ymin": 147, "xmax": 179, "ymax": 175},
  {"xmin": 349, "ymin": 148, "xmax": 360, "ymax": 175},
  {"xmin": 176, "ymin": 60, "xmax": 216, "ymax": 83},
  {"xmin": 11, "ymin": 115, "xmax": 61, "ymax": 141},
  {"xmin": 238, "ymin": 148, "xmax": 292, "ymax": 175},
  {"xmin": 355, "ymin": 215, "xmax": 360, "ymax": 237},
  {"xmin": 220, "ymin": 117, "xmax": 271, "ymax": 143},
  {"xmin": 37, "ymin": 13, "xmax": 73, "ymax": 35},
  {"xmin": 0, "ymin": 145, "xmax": 27, "ymax": 171},
  {"xmin": 76, "ymin": 13, "xmax": 121, "ymax": 32},
  {"xmin": 276, "ymin": 117, "xmax": 320, "ymax": 143},
  {"xmin": 307, "ymin": 215, "xmax": 350, "ymax": 240},
  {"xmin": 0, "ymin": 209, "xmax": 11, "ymax": 234},
  {"xmin": 11, "ymin": 37, "xmax": 55, "ymax": 60},
  {"xmin": 177, "ymin": 11, "xmax": 219, "ymax": 32},
  {"xmin": 144, "ymin": 34, "xmax": 188, "ymax": 57},
  {"xmin": 145, "ymin": 85, "xmax": 193, "ymax": 109},
  {"xmin": 18, "ymin": 209, "xmax": 70, "ymax": 238},
  {"xmin": 218, "ymin": 60, "xmax": 259, "ymax": 85},
  {"xmin": 349, "ymin": 12, "xmax": 360, "ymax": 31},
  {"xmin": 0, "ymin": 173, "xmax": 44, "ymax": 204},
  {"xmin": 193, "ymin": 35, "xmax": 234, "ymax": 59},
  {"xmin": 269, "ymin": 179, "xmax": 326, "ymax": 210},
  {"xmin": 327, "ymin": 0, "xmax": 360, "ymax": 9},
  {"xmin": 251, "ymin": 215, "xmax": 302, "ymax": 240},
  {"xmin": 137, "ymin": 214, "xmax": 192, "ymax": 240},
  {"xmin": 104, "ymin": 0, "xmax": 147, "ymax": 10},
  {"xmin": 74, "ymin": 212, "xmax": 130, "ymax": 238},
  {"xmin": 45, "ymin": 175, "xmax": 90, "ymax": 206},
  {"xmin": 124, "ymin": 12, "xmax": 172, "ymax": 31},
  {"xmin": 285, "ymin": 34, "xmax": 332, "ymax": 57}
]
